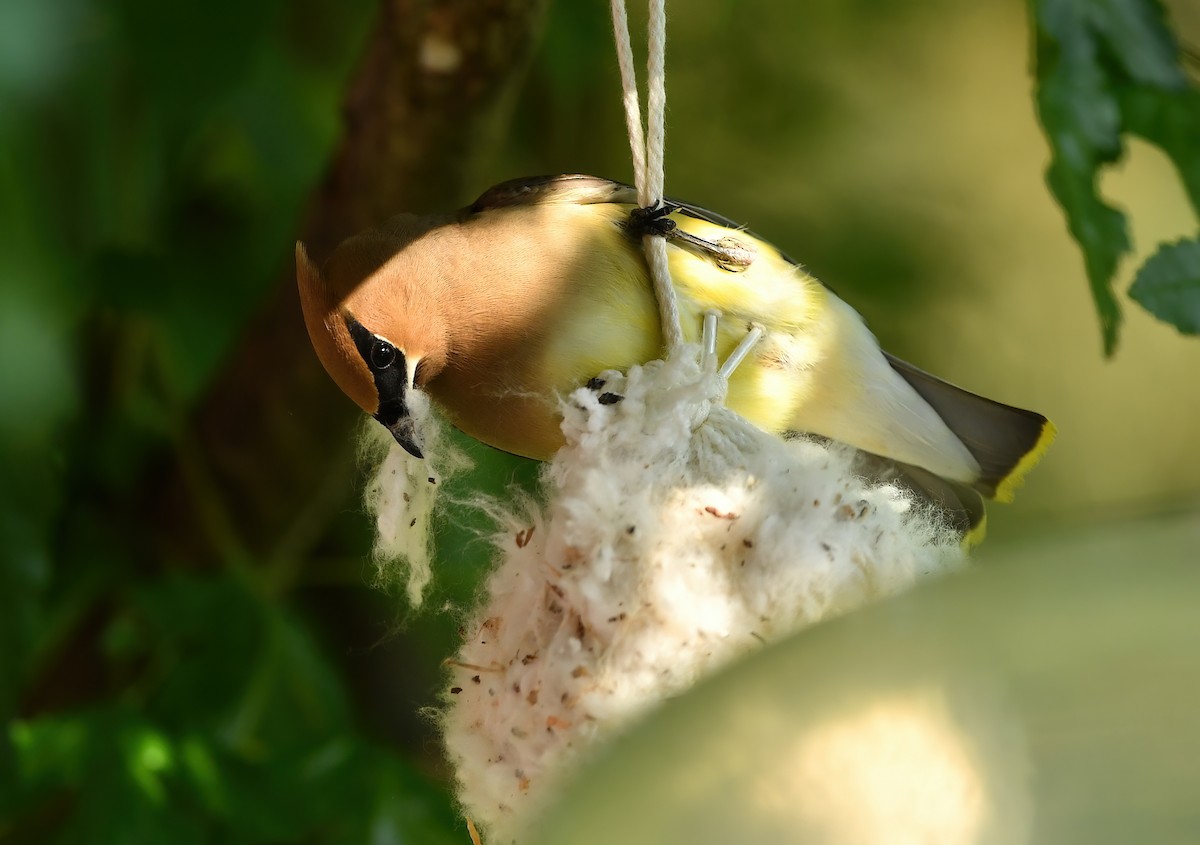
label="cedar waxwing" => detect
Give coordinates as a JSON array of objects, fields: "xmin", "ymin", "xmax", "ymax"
[{"xmin": 296, "ymin": 174, "xmax": 1055, "ymax": 535}]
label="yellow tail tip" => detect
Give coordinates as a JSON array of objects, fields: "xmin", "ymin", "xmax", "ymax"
[
  {"xmin": 993, "ymin": 418, "xmax": 1057, "ymax": 504},
  {"xmin": 962, "ymin": 514, "xmax": 988, "ymax": 550}
]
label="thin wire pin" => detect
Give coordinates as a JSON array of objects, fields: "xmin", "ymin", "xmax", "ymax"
[
  {"xmin": 701, "ymin": 310, "xmax": 720, "ymax": 366},
  {"xmin": 718, "ymin": 324, "xmax": 765, "ymax": 380}
]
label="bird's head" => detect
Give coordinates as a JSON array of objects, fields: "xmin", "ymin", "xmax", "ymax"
[{"xmin": 296, "ymin": 217, "xmax": 450, "ymax": 459}]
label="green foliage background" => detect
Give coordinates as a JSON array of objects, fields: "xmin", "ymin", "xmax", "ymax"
[
  {"xmin": 2, "ymin": 0, "xmax": 1197, "ymax": 842},
  {"xmin": 1031, "ymin": 0, "xmax": 1200, "ymax": 352}
]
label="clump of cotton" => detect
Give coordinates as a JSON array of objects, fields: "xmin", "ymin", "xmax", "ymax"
[
  {"xmin": 440, "ymin": 351, "xmax": 964, "ymax": 843},
  {"xmin": 361, "ymin": 388, "xmax": 471, "ymax": 607}
]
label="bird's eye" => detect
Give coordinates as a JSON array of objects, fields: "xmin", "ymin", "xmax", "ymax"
[{"xmin": 370, "ymin": 339, "xmax": 396, "ymax": 370}]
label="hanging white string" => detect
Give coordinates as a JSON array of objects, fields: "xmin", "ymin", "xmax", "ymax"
[
  {"xmin": 644, "ymin": 0, "xmax": 668, "ymax": 207},
  {"xmin": 610, "ymin": 0, "xmax": 684, "ymax": 353},
  {"xmin": 609, "ymin": 0, "xmax": 647, "ymax": 196}
]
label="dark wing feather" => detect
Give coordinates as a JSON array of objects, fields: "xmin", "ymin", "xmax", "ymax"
[
  {"xmin": 471, "ymin": 173, "xmax": 808, "ymax": 266},
  {"xmin": 849, "ymin": 447, "xmax": 987, "ymax": 539},
  {"xmin": 796, "ymin": 434, "xmax": 986, "ymax": 541},
  {"xmin": 473, "ymin": 175, "xmax": 745, "ymax": 232},
  {"xmin": 884, "ymin": 352, "xmax": 1050, "ymax": 499},
  {"xmin": 470, "ymin": 174, "xmax": 636, "ymax": 211}
]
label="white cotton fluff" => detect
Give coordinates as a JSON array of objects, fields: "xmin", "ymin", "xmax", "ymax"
[
  {"xmin": 361, "ymin": 388, "xmax": 471, "ymax": 607},
  {"xmin": 431, "ymin": 350, "xmax": 966, "ymax": 843}
]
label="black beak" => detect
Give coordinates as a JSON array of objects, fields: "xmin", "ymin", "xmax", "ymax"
[
  {"xmin": 384, "ymin": 415, "xmax": 424, "ymax": 459},
  {"xmin": 344, "ymin": 316, "xmax": 424, "ymax": 459}
]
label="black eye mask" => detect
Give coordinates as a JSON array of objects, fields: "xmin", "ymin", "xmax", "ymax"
[{"xmin": 345, "ymin": 315, "xmax": 423, "ymax": 458}]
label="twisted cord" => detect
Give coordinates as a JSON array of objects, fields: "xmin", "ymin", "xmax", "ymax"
[{"xmin": 610, "ymin": 0, "xmax": 683, "ymax": 352}]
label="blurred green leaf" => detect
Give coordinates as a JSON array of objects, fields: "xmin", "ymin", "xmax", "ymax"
[
  {"xmin": 7, "ymin": 708, "xmax": 202, "ymax": 844},
  {"xmin": 112, "ymin": 0, "xmax": 279, "ymax": 109},
  {"xmin": 1119, "ymin": 83, "xmax": 1200, "ymax": 213},
  {"xmin": 352, "ymin": 752, "xmax": 463, "ymax": 845},
  {"xmin": 1129, "ymin": 238, "xmax": 1200, "ymax": 334},
  {"xmin": 8, "ymin": 572, "xmax": 462, "ymax": 843},
  {"xmin": 0, "ymin": 0, "xmax": 83, "ymax": 103},
  {"xmin": 9, "ymin": 712, "xmax": 91, "ymax": 789},
  {"xmin": 1030, "ymin": 0, "xmax": 1199, "ymax": 355},
  {"xmin": 0, "ymin": 104, "xmax": 82, "ymax": 713},
  {"xmin": 126, "ymin": 575, "xmax": 266, "ymax": 731}
]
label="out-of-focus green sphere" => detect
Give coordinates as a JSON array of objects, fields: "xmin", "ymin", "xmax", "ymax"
[{"xmin": 531, "ymin": 512, "xmax": 1200, "ymax": 844}]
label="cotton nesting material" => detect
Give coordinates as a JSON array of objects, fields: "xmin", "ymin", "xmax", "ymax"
[
  {"xmin": 360, "ymin": 387, "xmax": 471, "ymax": 606},
  {"xmin": 364, "ymin": 349, "xmax": 964, "ymax": 843}
]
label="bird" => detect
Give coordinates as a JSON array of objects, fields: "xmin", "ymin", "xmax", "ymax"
[{"xmin": 296, "ymin": 174, "xmax": 1055, "ymax": 538}]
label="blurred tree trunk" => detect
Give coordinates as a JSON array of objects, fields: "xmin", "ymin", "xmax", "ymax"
[
  {"xmin": 156, "ymin": 0, "xmax": 548, "ymax": 569},
  {"xmin": 25, "ymin": 0, "xmax": 548, "ymax": 717}
]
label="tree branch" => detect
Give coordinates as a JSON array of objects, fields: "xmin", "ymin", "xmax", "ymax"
[
  {"xmin": 24, "ymin": 0, "xmax": 548, "ymax": 718},
  {"xmin": 156, "ymin": 0, "xmax": 548, "ymax": 569}
]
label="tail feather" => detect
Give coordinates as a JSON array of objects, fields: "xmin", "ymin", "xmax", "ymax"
[{"xmin": 884, "ymin": 353, "xmax": 1055, "ymax": 501}]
